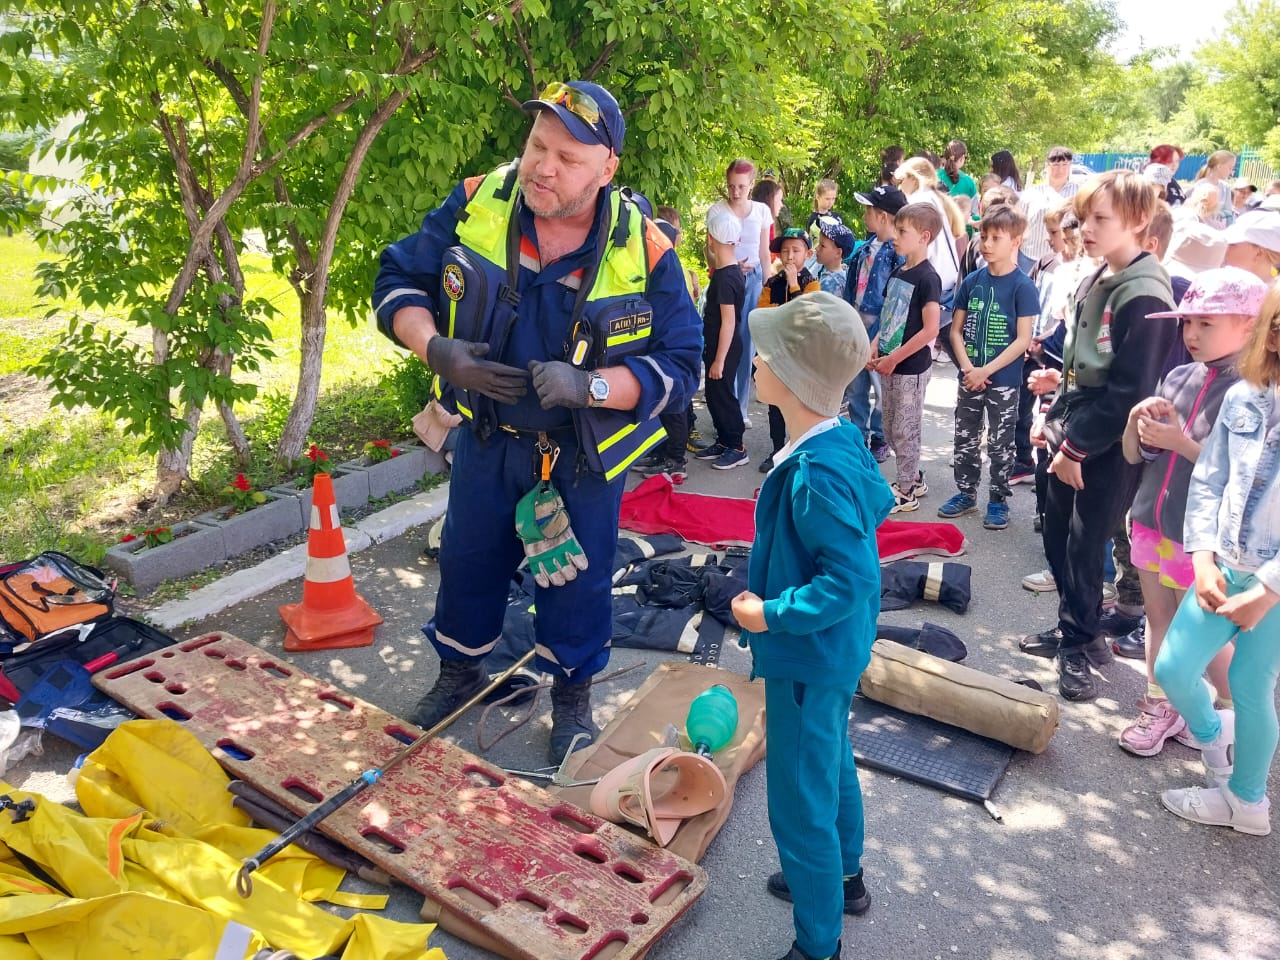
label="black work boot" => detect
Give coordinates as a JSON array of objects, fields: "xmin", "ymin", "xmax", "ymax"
[
  {"xmin": 411, "ymin": 658, "xmax": 488, "ymax": 729},
  {"xmin": 1019, "ymin": 627, "xmax": 1061, "ymax": 659},
  {"xmin": 1056, "ymin": 649, "xmax": 1098, "ymax": 702},
  {"xmin": 773, "ymin": 940, "xmax": 842, "ymax": 960},
  {"xmin": 549, "ymin": 675, "xmax": 598, "ymax": 763},
  {"xmin": 767, "ymin": 869, "xmax": 870, "ymax": 915}
]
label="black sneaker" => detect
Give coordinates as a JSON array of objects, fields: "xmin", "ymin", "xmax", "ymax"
[
  {"xmin": 549, "ymin": 676, "xmax": 598, "ymax": 763},
  {"xmin": 1056, "ymin": 649, "xmax": 1098, "ymax": 701},
  {"xmin": 1099, "ymin": 608, "xmax": 1143, "ymax": 637},
  {"xmin": 630, "ymin": 453, "xmax": 661, "ymax": 473},
  {"xmin": 767, "ymin": 870, "xmax": 869, "ymax": 916},
  {"xmin": 1019, "ymin": 627, "xmax": 1061, "ymax": 658},
  {"xmin": 693, "ymin": 442, "xmax": 727, "ymax": 461},
  {"xmin": 759, "ymin": 453, "xmax": 777, "ymax": 473},
  {"xmin": 869, "ymin": 439, "xmax": 890, "ymax": 463},
  {"xmin": 1112, "ymin": 621, "xmax": 1146, "ymax": 660},
  {"xmin": 412, "ymin": 658, "xmax": 489, "ymax": 728},
  {"xmin": 639, "ymin": 456, "xmax": 688, "ymax": 481}
]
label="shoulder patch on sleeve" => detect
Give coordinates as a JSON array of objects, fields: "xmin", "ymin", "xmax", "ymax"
[{"xmin": 463, "ymin": 174, "xmax": 485, "ymax": 200}]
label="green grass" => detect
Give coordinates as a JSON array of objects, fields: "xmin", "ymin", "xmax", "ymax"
[
  {"xmin": 0, "ymin": 233, "xmax": 70, "ymax": 374},
  {"xmin": 0, "ymin": 232, "xmax": 427, "ymax": 565}
]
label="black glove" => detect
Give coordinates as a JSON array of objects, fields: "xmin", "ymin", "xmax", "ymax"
[
  {"xmin": 426, "ymin": 337, "xmax": 528, "ymax": 404},
  {"xmin": 528, "ymin": 360, "xmax": 590, "ymax": 410}
]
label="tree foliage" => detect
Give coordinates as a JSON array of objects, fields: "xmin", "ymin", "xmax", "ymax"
[{"xmin": 0, "ymin": 0, "xmax": 1202, "ymax": 500}]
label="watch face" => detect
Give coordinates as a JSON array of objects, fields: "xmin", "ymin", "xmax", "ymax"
[{"xmin": 591, "ymin": 376, "xmax": 610, "ymax": 401}]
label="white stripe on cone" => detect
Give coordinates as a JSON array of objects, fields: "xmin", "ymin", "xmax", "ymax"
[
  {"xmin": 305, "ymin": 553, "xmax": 352, "ymax": 584},
  {"xmin": 309, "ymin": 503, "xmax": 340, "ymax": 530}
]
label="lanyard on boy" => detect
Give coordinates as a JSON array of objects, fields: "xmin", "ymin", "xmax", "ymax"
[{"xmin": 515, "ymin": 432, "xmax": 590, "ymax": 588}]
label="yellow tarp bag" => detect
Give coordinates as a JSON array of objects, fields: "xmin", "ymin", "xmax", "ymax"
[
  {"xmin": 0, "ymin": 720, "xmax": 443, "ymax": 960},
  {"xmin": 75, "ymin": 718, "xmax": 385, "ymax": 907}
]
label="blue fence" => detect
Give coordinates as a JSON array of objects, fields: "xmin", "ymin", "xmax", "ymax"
[{"xmin": 1076, "ymin": 150, "xmax": 1278, "ymax": 184}]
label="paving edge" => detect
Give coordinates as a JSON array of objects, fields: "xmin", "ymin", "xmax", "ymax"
[{"xmin": 147, "ymin": 483, "xmax": 450, "ymax": 630}]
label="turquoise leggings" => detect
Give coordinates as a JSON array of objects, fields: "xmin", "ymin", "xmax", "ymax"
[
  {"xmin": 1153, "ymin": 563, "xmax": 1280, "ymax": 803},
  {"xmin": 765, "ymin": 678, "xmax": 864, "ymax": 959}
]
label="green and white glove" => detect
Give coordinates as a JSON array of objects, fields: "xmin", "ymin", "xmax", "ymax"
[{"xmin": 515, "ymin": 482, "xmax": 590, "ymax": 588}]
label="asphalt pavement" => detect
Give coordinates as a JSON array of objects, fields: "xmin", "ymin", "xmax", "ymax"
[{"xmin": 9, "ymin": 368, "xmax": 1279, "ymax": 960}]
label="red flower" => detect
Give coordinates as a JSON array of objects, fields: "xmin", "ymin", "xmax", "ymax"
[
  {"xmin": 232, "ymin": 473, "xmax": 252, "ymax": 491},
  {"xmin": 371, "ymin": 439, "xmax": 391, "ymax": 449},
  {"xmin": 120, "ymin": 533, "xmax": 137, "ymax": 543},
  {"xmin": 390, "ymin": 449, "xmax": 401, "ymax": 457}
]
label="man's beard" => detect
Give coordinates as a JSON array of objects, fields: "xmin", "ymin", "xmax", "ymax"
[{"xmin": 520, "ymin": 173, "xmax": 601, "ymax": 219}]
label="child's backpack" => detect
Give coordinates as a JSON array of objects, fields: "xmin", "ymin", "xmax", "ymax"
[{"xmin": 0, "ymin": 552, "xmax": 116, "ymax": 643}]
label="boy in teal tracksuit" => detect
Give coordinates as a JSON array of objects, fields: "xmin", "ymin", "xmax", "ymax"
[{"xmin": 732, "ymin": 291, "xmax": 895, "ymax": 960}]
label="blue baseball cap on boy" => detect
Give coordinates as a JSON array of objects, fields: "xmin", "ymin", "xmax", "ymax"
[
  {"xmin": 817, "ymin": 217, "xmax": 856, "ymax": 257},
  {"xmin": 522, "ymin": 81, "xmax": 625, "ymax": 155}
]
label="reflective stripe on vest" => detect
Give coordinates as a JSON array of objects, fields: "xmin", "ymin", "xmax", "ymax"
[{"xmin": 448, "ymin": 165, "xmax": 666, "ymax": 478}]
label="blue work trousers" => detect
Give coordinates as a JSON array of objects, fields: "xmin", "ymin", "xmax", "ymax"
[
  {"xmin": 1154, "ymin": 564, "xmax": 1280, "ymax": 803},
  {"xmin": 426, "ymin": 426, "xmax": 624, "ymax": 679},
  {"xmin": 766, "ymin": 678, "xmax": 864, "ymax": 960}
]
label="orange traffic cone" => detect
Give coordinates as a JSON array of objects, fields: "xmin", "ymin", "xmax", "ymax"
[{"xmin": 279, "ymin": 472, "xmax": 382, "ymax": 651}]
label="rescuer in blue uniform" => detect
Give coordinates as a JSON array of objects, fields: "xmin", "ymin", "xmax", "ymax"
[{"xmin": 373, "ymin": 82, "xmax": 701, "ymax": 761}]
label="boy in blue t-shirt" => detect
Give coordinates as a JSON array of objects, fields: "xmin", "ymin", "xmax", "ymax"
[{"xmin": 940, "ymin": 204, "xmax": 1038, "ymax": 530}]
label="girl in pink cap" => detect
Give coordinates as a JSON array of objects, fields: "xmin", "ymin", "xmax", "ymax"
[
  {"xmin": 1154, "ymin": 280, "xmax": 1280, "ymax": 836},
  {"xmin": 1118, "ymin": 267, "xmax": 1269, "ymax": 760}
]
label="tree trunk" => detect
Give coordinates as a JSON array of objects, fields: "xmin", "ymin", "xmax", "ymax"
[
  {"xmin": 273, "ymin": 88, "xmax": 413, "ymax": 466},
  {"xmin": 275, "ymin": 289, "xmax": 326, "ymax": 466},
  {"xmin": 154, "ymin": 404, "xmax": 202, "ymax": 502}
]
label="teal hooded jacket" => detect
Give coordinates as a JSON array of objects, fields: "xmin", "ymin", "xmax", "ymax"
[{"xmin": 743, "ymin": 421, "xmax": 896, "ymax": 685}]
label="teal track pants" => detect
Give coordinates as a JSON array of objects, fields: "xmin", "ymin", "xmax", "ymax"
[
  {"xmin": 765, "ymin": 678, "xmax": 864, "ymax": 959},
  {"xmin": 1154, "ymin": 563, "xmax": 1280, "ymax": 803}
]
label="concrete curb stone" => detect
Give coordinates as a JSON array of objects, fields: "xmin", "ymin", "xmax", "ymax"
[{"xmin": 147, "ymin": 483, "xmax": 450, "ymax": 630}]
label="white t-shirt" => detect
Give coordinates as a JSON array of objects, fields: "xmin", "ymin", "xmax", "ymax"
[
  {"xmin": 915, "ymin": 189, "xmax": 959, "ymax": 292},
  {"xmin": 707, "ymin": 199, "xmax": 771, "ymax": 269},
  {"xmin": 1020, "ymin": 181, "xmax": 1080, "ymax": 262}
]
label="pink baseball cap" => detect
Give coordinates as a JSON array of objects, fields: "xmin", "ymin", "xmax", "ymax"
[{"xmin": 1147, "ymin": 266, "xmax": 1270, "ymax": 318}]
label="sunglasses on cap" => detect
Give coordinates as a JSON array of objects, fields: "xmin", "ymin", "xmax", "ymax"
[{"xmin": 539, "ymin": 82, "xmax": 614, "ymax": 152}]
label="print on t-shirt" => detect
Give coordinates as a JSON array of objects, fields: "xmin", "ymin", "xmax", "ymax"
[{"xmin": 879, "ymin": 275, "xmax": 915, "ymax": 354}]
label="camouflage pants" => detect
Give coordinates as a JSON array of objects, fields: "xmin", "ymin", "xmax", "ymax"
[{"xmin": 953, "ymin": 384, "xmax": 1019, "ymax": 502}]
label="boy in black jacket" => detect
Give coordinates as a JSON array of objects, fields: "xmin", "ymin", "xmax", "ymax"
[{"xmin": 1020, "ymin": 171, "xmax": 1177, "ymax": 702}]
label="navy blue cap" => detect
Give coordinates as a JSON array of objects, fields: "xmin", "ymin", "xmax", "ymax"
[{"xmin": 522, "ymin": 81, "xmax": 624, "ymax": 155}]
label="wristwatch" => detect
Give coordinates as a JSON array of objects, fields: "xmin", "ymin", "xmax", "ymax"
[{"xmin": 587, "ymin": 371, "xmax": 610, "ymax": 407}]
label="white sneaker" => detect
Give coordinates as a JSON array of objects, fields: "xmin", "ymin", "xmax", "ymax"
[
  {"xmin": 742, "ymin": 416, "xmax": 753, "ymax": 429},
  {"xmin": 1021, "ymin": 569, "xmax": 1057, "ymax": 593},
  {"xmin": 1161, "ymin": 784, "xmax": 1271, "ymax": 836}
]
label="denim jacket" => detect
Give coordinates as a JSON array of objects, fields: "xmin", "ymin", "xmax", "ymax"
[
  {"xmin": 844, "ymin": 238, "xmax": 903, "ymax": 327},
  {"xmin": 1184, "ymin": 382, "xmax": 1280, "ymax": 594}
]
